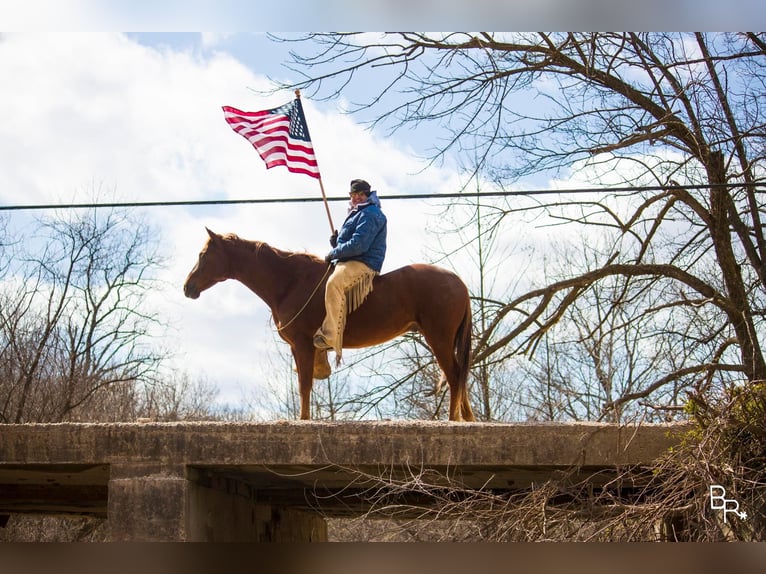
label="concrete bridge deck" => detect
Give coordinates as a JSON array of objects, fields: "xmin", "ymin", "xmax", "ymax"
[{"xmin": 0, "ymin": 421, "xmax": 688, "ymax": 541}]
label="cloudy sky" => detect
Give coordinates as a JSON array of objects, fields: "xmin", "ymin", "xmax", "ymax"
[{"xmin": 0, "ymin": 32, "xmax": 488, "ymax": 406}]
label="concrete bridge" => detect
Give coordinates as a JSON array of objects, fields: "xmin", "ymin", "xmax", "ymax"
[{"xmin": 0, "ymin": 421, "xmax": 687, "ymax": 541}]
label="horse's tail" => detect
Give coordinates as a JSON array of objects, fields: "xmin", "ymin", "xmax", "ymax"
[{"xmin": 455, "ymin": 295, "xmax": 476, "ymax": 421}]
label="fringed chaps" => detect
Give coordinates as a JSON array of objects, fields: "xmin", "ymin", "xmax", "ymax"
[{"xmin": 316, "ymin": 260, "xmax": 377, "ymax": 364}]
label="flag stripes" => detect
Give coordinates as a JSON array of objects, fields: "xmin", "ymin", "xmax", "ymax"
[{"xmin": 223, "ymin": 100, "xmax": 320, "ymax": 179}]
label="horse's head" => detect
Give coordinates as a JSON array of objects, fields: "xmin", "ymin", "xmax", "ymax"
[{"xmin": 183, "ymin": 228, "xmax": 230, "ymax": 299}]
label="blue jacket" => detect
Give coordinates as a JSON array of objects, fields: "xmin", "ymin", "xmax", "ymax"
[{"xmin": 326, "ymin": 193, "xmax": 387, "ymax": 272}]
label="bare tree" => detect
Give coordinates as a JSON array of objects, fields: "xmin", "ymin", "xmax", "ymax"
[
  {"xmin": 136, "ymin": 371, "xmax": 220, "ymax": 422},
  {"xmin": 517, "ymin": 238, "xmax": 687, "ymax": 423},
  {"xmin": 423, "ymin": 187, "xmax": 529, "ymax": 421},
  {"xmin": 0, "ymin": 208, "xmax": 166, "ymax": 423}
]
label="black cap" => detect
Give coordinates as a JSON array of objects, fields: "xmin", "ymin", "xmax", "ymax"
[{"xmin": 350, "ymin": 179, "xmax": 372, "ymax": 194}]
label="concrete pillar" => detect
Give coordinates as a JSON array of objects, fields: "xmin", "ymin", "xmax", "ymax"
[{"xmin": 107, "ymin": 463, "xmax": 189, "ymax": 541}]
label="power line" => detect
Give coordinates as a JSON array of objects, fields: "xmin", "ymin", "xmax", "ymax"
[{"xmin": 0, "ymin": 183, "xmax": 763, "ymax": 212}]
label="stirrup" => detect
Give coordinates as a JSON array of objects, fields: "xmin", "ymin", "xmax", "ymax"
[{"xmin": 313, "ymin": 334, "xmax": 333, "ymax": 351}]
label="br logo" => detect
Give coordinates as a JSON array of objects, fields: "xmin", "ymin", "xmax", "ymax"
[{"xmin": 709, "ymin": 485, "xmax": 748, "ymax": 523}]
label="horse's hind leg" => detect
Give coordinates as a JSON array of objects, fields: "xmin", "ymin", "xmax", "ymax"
[
  {"xmin": 421, "ymin": 311, "xmax": 475, "ymax": 422},
  {"xmin": 421, "ymin": 335, "xmax": 464, "ymax": 421}
]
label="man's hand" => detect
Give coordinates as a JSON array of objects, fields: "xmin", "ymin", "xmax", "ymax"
[
  {"xmin": 325, "ymin": 252, "xmax": 334, "ymax": 263},
  {"xmin": 329, "ymin": 230, "xmax": 338, "ymax": 248}
]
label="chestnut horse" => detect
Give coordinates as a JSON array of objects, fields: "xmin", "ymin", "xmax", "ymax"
[{"xmin": 183, "ymin": 228, "xmax": 475, "ymax": 421}]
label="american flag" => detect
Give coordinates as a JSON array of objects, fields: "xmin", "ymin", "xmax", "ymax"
[{"xmin": 222, "ymin": 98, "xmax": 320, "ymax": 179}]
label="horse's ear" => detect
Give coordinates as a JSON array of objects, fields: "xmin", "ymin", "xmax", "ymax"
[{"xmin": 206, "ymin": 227, "xmax": 218, "ymax": 241}]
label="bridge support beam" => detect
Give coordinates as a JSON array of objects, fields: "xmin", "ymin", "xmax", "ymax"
[
  {"xmin": 107, "ymin": 464, "xmax": 188, "ymax": 541},
  {"xmin": 106, "ymin": 464, "xmax": 326, "ymax": 542}
]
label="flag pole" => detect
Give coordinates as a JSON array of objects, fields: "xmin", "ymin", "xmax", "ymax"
[
  {"xmin": 318, "ymin": 177, "xmax": 335, "ymax": 234},
  {"xmin": 295, "ymin": 89, "xmax": 336, "ymax": 234}
]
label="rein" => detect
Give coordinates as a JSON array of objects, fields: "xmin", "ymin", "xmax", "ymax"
[{"xmin": 276, "ymin": 263, "xmax": 333, "ymax": 333}]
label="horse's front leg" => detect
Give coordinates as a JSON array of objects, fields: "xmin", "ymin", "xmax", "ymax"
[{"xmin": 292, "ymin": 342, "xmax": 316, "ymax": 420}]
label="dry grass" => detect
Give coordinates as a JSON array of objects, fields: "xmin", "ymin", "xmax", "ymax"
[{"xmin": 325, "ymin": 387, "xmax": 766, "ymax": 541}]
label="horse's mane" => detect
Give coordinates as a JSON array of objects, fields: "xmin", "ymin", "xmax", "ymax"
[{"xmin": 220, "ymin": 233, "xmax": 325, "ymax": 265}]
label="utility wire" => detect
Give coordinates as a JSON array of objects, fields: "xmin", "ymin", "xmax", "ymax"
[{"xmin": 0, "ymin": 183, "xmax": 763, "ymax": 212}]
